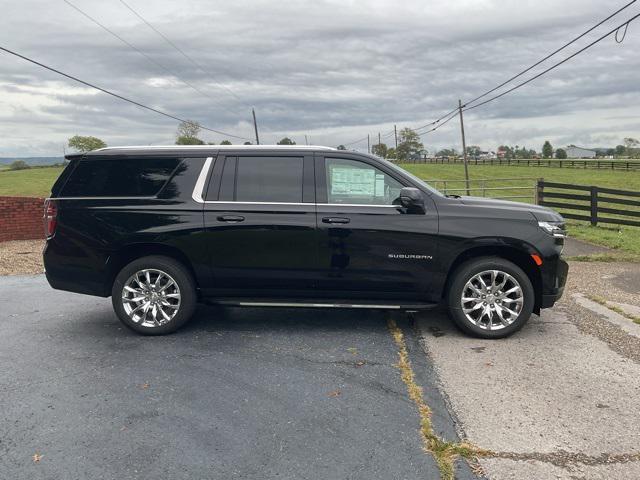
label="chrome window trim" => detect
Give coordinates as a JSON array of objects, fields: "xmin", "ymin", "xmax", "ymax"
[
  {"xmin": 202, "ymin": 201, "xmax": 398, "ymax": 208},
  {"xmin": 47, "ymin": 196, "xmax": 157, "ymax": 200},
  {"xmin": 191, "ymin": 157, "xmax": 213, "ymax": 203}
]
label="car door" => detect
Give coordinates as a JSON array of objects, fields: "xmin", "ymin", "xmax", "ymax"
[
  {"xmin": 202, "ymin": 152, "xmax": 318, "ymax": 296},
  {"xmin": 315, "ymin": 153, "xmax": 440, "ymax": 299}
]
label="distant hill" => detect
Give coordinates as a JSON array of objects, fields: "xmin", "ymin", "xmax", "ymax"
[{"xmin": 0, "ymin": 156, "xmax": 64, "ymax": 166}]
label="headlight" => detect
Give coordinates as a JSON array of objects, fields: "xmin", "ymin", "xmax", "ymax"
[{"xmin": 538, "ymin": 221, "xmax": 567, "ymax": 238}]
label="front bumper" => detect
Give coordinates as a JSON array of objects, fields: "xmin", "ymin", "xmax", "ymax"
[{"xmin": 541, "ymin": 257, "xmax": 569, "ymax": 308}]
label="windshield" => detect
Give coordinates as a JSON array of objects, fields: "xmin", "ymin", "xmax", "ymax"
[{"xmin": 376, "ymin": 157, "xmax": 443, "ymax": 196}]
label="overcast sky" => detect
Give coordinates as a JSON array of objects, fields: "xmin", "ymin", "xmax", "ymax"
[{"xmin": 1, "ymin": 0, "xmax": 639, "ymax": 156}]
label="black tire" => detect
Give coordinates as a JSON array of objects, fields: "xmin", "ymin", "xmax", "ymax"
[
  {"xmin": 446, "ymin": 256, "xmax": 534, "ymax": 339},
  {"xmin": 111, "ymin": 255, "xmax": 197, "ymax": 335}
]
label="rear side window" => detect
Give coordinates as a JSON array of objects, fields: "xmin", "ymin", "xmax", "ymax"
[
  {"xmin": 234, "ymin": 156, "xmax": 303, "ymax": 203},
  {"xmin": 60, "ymin": 157, "xmax": 180, "ymax": 197}
]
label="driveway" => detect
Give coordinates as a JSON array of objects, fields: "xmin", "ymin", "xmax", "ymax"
[
  {"xmin": 0, "ymin": 275, "xmax": 475, "ymax": 480},
  {"xmin": 3, "ymin": 264, "xmax": 640, "ymax": 480},
  {"xmin": 417, "ymin": 260, "xmax": 640, "ymax": 480}
]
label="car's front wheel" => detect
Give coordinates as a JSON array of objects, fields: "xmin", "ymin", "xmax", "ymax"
[
  {"xmin": 446, "ymin": 257, "xmax": 534, "ymax": 339},
  {"xmin": 112, "ymin": 255, "xmax": 197, "ymax": 335}
]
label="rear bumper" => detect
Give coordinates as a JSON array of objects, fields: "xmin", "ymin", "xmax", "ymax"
[
  {"xmin": 540, "ymin": 257, "xmax": 569, "ymax": 308},
  {"xmin": 43, "ymin": 240, "xmax": 110, "ymax": 297}
]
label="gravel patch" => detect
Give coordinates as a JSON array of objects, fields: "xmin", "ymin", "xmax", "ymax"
[
  {"xmin": 564, "ymin": 261, "xmax": 640, "ymax": 308},
  {"xmin": 0, "ymin": 239, "xmax": 45, "ymax": 275}
]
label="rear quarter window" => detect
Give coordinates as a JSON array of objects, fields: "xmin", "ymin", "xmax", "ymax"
[{"xmin": 60, "ymin": 157, "xmax": 181, "ymax": 197}]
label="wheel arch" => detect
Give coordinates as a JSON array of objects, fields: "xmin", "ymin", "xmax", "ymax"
[
  {"xmin": 441, "ymin": 244, "xmax": 543, "ymax": 314},
  {"xmin": 105, "ymin": 243, "xmax": 199, "ymax": 297}
]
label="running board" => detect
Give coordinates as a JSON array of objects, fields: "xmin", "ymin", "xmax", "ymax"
[{"xmin": 207, "ymin": 298, "xmax": 438, "ymax": 310}]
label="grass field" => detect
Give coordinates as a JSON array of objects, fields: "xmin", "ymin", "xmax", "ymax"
[
  {"xmin": 400, "ymin": 163, "xmax": 640, "ymax": 191},
  {"xmin": 0, "ymin": 163, "xmax": 638, "ymax": 257},
  {"xmin": 0, "ymin": 166, "xmax": 64, "ymax": 197}
]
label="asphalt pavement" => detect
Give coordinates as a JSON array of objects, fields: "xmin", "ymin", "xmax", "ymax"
[{"xmin": 0, "ymin": 274, "xmax": 476, "ymax": 480}]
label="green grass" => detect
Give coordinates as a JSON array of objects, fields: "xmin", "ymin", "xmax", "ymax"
[
  {"xmin": 400, "ymin": 163, "xmax": 640, "ymax": 191},
  {"xmin": 0, "ymin": 166, "xmax": 64, "ymax": 197}
]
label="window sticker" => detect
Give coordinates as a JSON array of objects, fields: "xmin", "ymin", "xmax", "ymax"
[{"xmin": 330, "ymin": 166, "xmax": 377, "ymax": 196}]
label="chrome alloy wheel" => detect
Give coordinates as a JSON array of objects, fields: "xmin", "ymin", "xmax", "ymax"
[
  {"xmin": 460, "ymin": 270, "xmax": 524, "ymax": 331},
  {"xmin": 121, "ymin": 269, "xmax": 181, "ymax": 328}
]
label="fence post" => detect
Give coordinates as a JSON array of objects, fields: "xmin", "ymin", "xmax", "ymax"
[
  {"xmin": 590, "ymin": 186, "xmax": 598, "ymax": 226},
  {"xmin": 535, "ymin": 179, "xmax": 544, "ymax": 205}
]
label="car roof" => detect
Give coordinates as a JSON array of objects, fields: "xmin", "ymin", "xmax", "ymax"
[{"xmin": 66, "ymin": 144, "xmax": 338, "ymax": 160}]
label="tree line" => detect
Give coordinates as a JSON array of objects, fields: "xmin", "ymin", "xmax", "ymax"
[{"xmin": 60, "ymin": 122, "xmax": 640, "ymax": 162}]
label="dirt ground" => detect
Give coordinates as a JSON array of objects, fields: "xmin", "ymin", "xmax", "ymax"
[{"xmin": 0, "ymin": 239, "xmax": 45, "ymax": 275}]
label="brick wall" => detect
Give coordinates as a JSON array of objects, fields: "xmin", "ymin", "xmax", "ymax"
[{"xmin": 0, "ymin": 196, "xmax": 45, "ymax": 242}]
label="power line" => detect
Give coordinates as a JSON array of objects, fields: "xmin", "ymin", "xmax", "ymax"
[
  {"xmin": 415, "ymin": 110, "xmax": 459, "ymax": 136},
  {"xmin": 463, "ymin": 0, "xmax": 638, "ymax": 110},
  {"xmin": 340, "ymin": 3, "xmax": 639, "ymax": 145},
  {"xmin": 118, "ymin": 0, "xmax": 250, "ymax": 108},
  {"xmin": 0, "ymin": 45, "xmax": 251, "ymax": 140},
  {"xmin": 463, "ymin": 12, "xmax": 640, "ymax": 112},
  {"xmin": 62, "ymin": 0, "xmax": 243, "ymax": 118},
  {"xmin": 341, "ymin": 135, "xmax": 369, "ymax": 147}
]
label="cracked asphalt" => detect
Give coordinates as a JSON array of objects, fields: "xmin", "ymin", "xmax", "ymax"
[
  {"xmin": 0, "ymin": 274, "xmax": 475, "ymax": 480},
  {"xmin": 417, "ymin": 260, "xmax": 640, "ymax": 480}
]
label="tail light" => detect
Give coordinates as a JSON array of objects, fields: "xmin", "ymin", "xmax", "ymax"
[{"xmin": 43, "ymin": 199, "xmax": 58, "ymax": 238}]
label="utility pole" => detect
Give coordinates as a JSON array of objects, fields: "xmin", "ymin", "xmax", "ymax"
[
  {"xmin": 304, "ymin": 134, "xmax": 309, "ymax": 145},
  {"xmin": 252, "ymin": 108, "xmax": 260, "ymax": 145},
  {"xmin": 378, "ymin": 132, "xmax": 381, "ymax": 147},
  {"xmin": 367, "ymin": 134, "xmax": 370, "ymax": 154},
  {"xmin": 458, "ymin": 99, "xmax": 471, "ymax": 196},
  {"xmin": 394, "ymin": 124, "xmax": 398, "ymax": 150}
]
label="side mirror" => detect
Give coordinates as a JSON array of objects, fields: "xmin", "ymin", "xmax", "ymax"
[{"xmin": 399, "ymin": 187, "xmax": 426, "ymax": 214}]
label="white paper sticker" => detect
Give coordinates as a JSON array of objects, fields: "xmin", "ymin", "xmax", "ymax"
[{"xmin": 331, "ymin": 166, "xmax": 376, "ymax": 196}]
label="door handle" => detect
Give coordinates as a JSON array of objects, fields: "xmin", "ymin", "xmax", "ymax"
[
  {"xmin": 217, "ymin": 215, "xmax": 245, "ymax": 223},
  {"xmin": 322, "ymin": 217, "xmax": 350, "ymax": 224}
]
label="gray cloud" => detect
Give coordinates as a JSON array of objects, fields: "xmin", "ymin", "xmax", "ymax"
[{"xmin": 0, "ymin": 0, "xmax": 639, "ymax": 155}]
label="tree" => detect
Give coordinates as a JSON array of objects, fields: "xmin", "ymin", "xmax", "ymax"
[
  {"xmin": 615, "ymin": 145, "xmax": 626, "ymax": 156},
  {"xmin": 175, "ymin": 120, "xmax": 204, "ymax": 145},
  {"xmin": 336, "ymin": 145, "xmax": 347, "ymax": 150},
  {"xmin": 220, "ymin": 140, "xmax": 232, "ymax": 145},
  {"xmin": 436, "ymin": 148, "xmax": 457, "ymax": 158},
  {"xmin": 277, "ymin": 137, "xmax": 296, "ymax": 145},
  {"xmin": 396, "ymin": 128, "xmax": 423, "ymax": 161},
  {"xmin": 542, "ymin": 141, "xmax": 553, "ymax": 159},
  {"xmin": 466, "ymin": 146, "xmax": 481, "ymax": 159},
  {"xmin": 386, "ymin": 147, "xmax": 396, "ymax": 159},
  {"xmin": 371, "ymin": 143, "xmax": 388, "ymax": 158},
  {"xmin": 555, "ymin": 148, "xmax": 567, "ymax": 159},
  {"xmin": 624, "ymin": 138, "xmax": 639, "ymax": 157},
  {"xmin": 176, "ymin": 136, "xmax": 205, "ymax": 145},
  {"xmin": 9, "ymin": 160, "xmax": 30, "ymax": 170},
  {"xmin": 68, "ymin": 135, "xmax": 107, "ymax": 153}
]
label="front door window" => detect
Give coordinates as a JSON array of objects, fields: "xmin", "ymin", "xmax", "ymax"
[{"xmin": 325, "ymin": 158, "xmax": 403, "ymax": 205}]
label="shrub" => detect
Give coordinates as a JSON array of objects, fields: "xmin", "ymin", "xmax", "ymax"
[{"xmin": 9, "ymin": 160, "xmax": 30, "ymax": 170}]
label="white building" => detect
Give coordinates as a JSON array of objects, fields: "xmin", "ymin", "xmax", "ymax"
[{"xmin": 565, "ymin": 146, "xmax": 596, "ymax": 158}]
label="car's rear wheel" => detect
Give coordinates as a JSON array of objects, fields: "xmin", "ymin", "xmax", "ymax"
[
  {"xmin": 446, "ymin": 257, "xmax": 534, "ymax": 339},
  {"xmin": 112, "ymin": 256, "xmax": 197, "ymax": 335}
]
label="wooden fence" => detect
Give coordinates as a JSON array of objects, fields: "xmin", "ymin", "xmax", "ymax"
[
  {"xmin": 400, "ymin": 157, "xmax": 640, "ymax": 171},
  {"xmin": 537, "ymin": 181, "xmax": 640, "ymax": 227}
]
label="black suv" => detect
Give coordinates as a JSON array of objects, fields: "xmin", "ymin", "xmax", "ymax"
[{"xmin": 43, "ymin": 146, "xmax": 568, "ymax": 338}]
